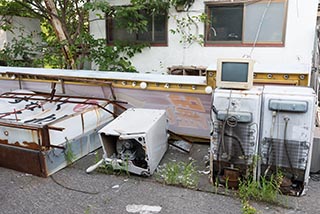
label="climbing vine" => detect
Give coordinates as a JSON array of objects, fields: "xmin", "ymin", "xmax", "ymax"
[
  {"xmin": 171, "ymin": 0, "xmax": 195, "ymax": 11},
  {"xmin": 170, "ymin": 13, "xmax": 208, "ymax": 47}
]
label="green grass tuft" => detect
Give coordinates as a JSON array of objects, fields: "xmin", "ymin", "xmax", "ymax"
[{"xmin": 156, "ymin": 161, "xmax": 198, "ymax": 189}]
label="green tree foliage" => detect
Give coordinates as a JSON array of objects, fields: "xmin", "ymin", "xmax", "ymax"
[
  {"xmin": 0, "ymin": 35, "xmax": 44, "ymax": 67},
  {"xmin": 0, "ymin": 0, "xmax": 194, "ymax": 71}
]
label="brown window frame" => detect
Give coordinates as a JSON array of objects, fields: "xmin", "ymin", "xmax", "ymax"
[{"xmin": 204, "ymin": 0, "xmax": 288, "ymax": 47}]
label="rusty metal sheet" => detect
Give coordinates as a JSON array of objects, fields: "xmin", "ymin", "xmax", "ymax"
[
  {"xmin": 0, "ymin": 126, "xmax": 41, "ymax": 150},
  {"xmin": 0, "ymin": 143, "xmax": 47, "ymax": 177},
  {"xmin": 114, "ymin": 88, "xmax": 211, "ymax": 138}
]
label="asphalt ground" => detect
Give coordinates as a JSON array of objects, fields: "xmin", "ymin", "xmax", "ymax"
[{"xmin": 0, "ymin": 144, "xmax": 320, "ymax": 214}]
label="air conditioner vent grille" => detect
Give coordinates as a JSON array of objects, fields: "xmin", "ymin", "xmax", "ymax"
[
  {"xmin": 213, "ymin": 122, "xmax": 257, "ymax": 165},
  {"xmin": 261, "ymin": 138, "xmax": 309, "ymax": 170}
]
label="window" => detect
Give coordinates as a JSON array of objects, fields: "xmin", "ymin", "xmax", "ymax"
[
  {"xmin": 107, "ymin": 12, "xmax": 167, "ymax": 46},
  {"xmin": 205, "ymin": 1, "xmax": 287, "ymax": 46}
]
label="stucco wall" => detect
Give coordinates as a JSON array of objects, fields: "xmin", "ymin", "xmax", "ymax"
[
  {"xmin": 0, "ymin": 16, "xmax": 41, "ymax": 50},
  {"xmin": 90, "ymin": 0, "xmax": 319, "ymax": 75}
]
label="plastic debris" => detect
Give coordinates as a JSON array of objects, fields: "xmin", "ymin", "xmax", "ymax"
[
  {"xmin": 198, "ymin": 170, "xmax": 210, "ymax": 175},
  {"xmin": 170, "ymin": 140, "xmax": 192, "ymax": 153},
  {"xmin": 112, "ymin": 184, "xmax": 120, "ymax": 189},
  {"xmin": 126, "ymin": 204, "xmax": 162, "ymax": 214}
]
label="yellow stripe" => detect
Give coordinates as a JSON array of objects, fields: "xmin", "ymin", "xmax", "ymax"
[{"xmin": 0, "ymin": 70, "xmax": 309, "ymax": 95}]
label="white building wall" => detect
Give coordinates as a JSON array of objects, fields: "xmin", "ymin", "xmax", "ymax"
[
  {"xmin": 89, "ymin": 9, "xmax": 106, "ymax": 39},
  {"xmin": 0, "ymin": 16, "xmax": 41, "ymax": 49},
  {"xmin": 90, "ymin": 0, "xmax": 319, "ymax": 75},
  {"xmin": 0, "ymin": 28, "xmax": 7, "ymax": 50}
]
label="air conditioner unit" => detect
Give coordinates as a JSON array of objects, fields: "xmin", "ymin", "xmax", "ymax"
[
  {"xmin": 259, "ymin": 86, "xmax": 316, "ymax": 195},
  {"xmin": 98, "ymin": 108, "xmax": 168, "ymax": 176},
  {"xmin": 210, "ymin": 87, "xmax": 263, "ymax": 186}
]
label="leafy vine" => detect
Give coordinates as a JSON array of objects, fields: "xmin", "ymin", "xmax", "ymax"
[{"xmin": 170, "ymin": 13, "xmax": 208, "ymax": 47}]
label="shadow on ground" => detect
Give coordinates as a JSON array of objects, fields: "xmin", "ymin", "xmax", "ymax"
[{"xmin": 78, "ymin": 142, "xmax": 320, "ymax": 214}]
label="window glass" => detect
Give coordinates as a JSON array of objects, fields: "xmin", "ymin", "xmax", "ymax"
[
  {"xmin": 107, "ymin": 13, "xmax": 167, "ymax": 44},
  {"xmin": 205, "ymin": 1, "xmax": 287, "ymax": 45},
  {"xmin": 244, "ymin": 2, "xmax": 285, "ymax": 43},
  {"xmin": 137, "ymin": 16, "xmax": 153, "ymax": 41},
  {"xmin": 110, "ymin": 19, "xmax": 136, "ymax": 42},
  {"xmin": 208, "ymin": 5, "xmax": 243, "ymax": 42},
  {"xmin": 153, "ymin": 14, "xmax": 167, "ymax": 42}
]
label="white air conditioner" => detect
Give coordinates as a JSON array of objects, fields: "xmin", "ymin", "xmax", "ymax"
[
  {"xmin": 98, "ymin": 108, "xmax": 168, "ymax": 176},
  {"xmin": 210, "ymin": 87, "xmax": 263, "ymax": 186},
  {"xmin": 260, "ymin": 86, "xmax": 316, "ymax": 195}
]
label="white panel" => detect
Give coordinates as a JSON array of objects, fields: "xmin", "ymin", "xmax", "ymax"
[{"xmin": 0, "ymin": 66, "xmax": 206, "ymax": 85}]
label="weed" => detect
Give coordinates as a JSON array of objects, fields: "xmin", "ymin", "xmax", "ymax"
[
  {"xmin": 225, "ymin": 177, "xmax": 229, "ymax": 194},
  {"xmin": 248, "ymin": 155, "xmax": 260, "ymax": 175},
  {"xmin": 238, "ymin": 172, "xmax": 284, "ymax": 214},
  {"xmin": 213, "ymin": 176, "xmax": 219, "ymax": 194},
  {"xmin": 122, "ymin": 158, "xmax": 130, "ymax": 176},
  {"xmin": 156, "ymin": 161, "xmax": 198, "ymax": 189},
  {"xmin": 97, "ymin": 163, "xmax": 113, "ymax": 174},
  {"xmin": 64, "ymin": 139, "xmax": 75, "ymax": 165},
  {"xmin": 105, "ymin": 197, "xmax": 111, "ymax": 205},
  {"xmin": 84, "ymin": 205, "xmax": 91, "ymax": 214},
  {"xmin": 95, "ymin": 152, "xmax": 101, "ymax": 163},
  {"xmin": 241, "ymin": 200, "xmax": 257, "ymax": 214},
  {"xmin": 97, "ymin": 159, "xmax": 130, "ymax": 176},
  {"xmin": 239, "ymin": 173, "xmax": 282, "ymax": 204}
]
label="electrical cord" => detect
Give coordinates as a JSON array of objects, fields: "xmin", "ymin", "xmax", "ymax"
[
  {"xmin": 216, "ymin": 90, "xmax": 236, "ymax": 175},
  {"xmin": 226, "ymin": 115, "xmax": 238, "ymax": 127},
  {"xmin": 246, "ymin": 0, "xmax": 272, "ymax": 58},
  {"xmin": 223, "ymin": 132, "xmax": 246, "ymax": 158},
  {"xmin": 221, "ymin": 90, "xmax": 233, "ymax": 154},
  {"xmin": 216, "ymin": 90, "xmax": 232, "ymax": 175},
  {"xmin": 50, "ymin": 175, "xmax": 100, "ymax": 195},
  {"xmin": 211, "ymin": 105, "xmax": 218, "ymax": 116},
  {"xmin": 310, "ymin": 173, "xmax": 320, "ymax": 182},
  {"xmin": 209, "ymin": 89, "xmax": 217, "ymax": 136},
  {"xmin": 310, "ymin": 169, "xmax": 320, "ymax": 182}
]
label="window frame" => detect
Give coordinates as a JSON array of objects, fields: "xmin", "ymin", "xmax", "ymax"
[
  {"xmin": 106, "ymin": 12, "xmax": 168, "ymax": 47},
  {"xmin": 204, "ymin": 0, "xmax": 288, "ymax": 47}
]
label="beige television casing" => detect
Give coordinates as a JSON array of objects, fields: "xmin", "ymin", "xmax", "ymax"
[{"xmin": 216, "ymin": 58, "xmax": 254, "ymax": 90}]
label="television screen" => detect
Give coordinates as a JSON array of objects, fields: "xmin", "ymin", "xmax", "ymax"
[
  {"xmin": 216, "ymin": 58, "xmax": 254, "ymax": 89},
  {"xmin": 221, "ymin": 62, "xmax": 249, "ymax": 82}
]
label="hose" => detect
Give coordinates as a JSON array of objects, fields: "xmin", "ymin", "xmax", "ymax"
[{"xmin": 283, "ymin": 117, "xmax": 295, "ymax": 178}]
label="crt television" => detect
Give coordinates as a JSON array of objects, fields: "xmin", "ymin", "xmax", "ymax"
[{"xmin": 216, "ymin": 58, "xmax": 254, "ymax": 90}]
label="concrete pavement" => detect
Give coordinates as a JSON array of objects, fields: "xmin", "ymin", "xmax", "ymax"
[{"xmin": 0, "ymin": 145, "xmax": 320, "ymax": 214}]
